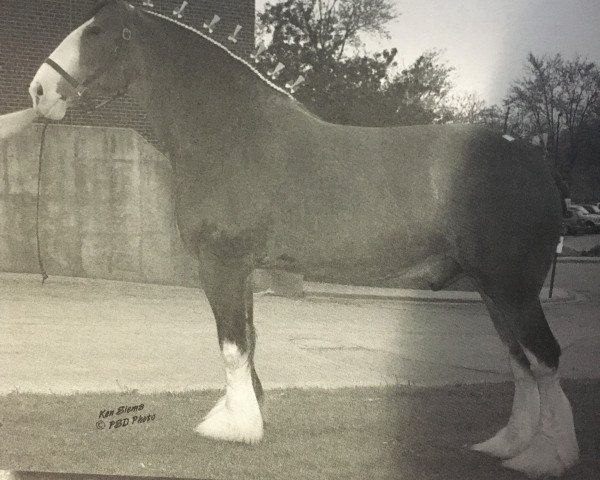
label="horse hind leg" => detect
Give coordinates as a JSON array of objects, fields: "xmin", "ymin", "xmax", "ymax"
[
  {"xmin": 472, "ymin": 356, "xmax": 541, "ymax": 459},
  {"xmin": 471, "ymin": 294, "xmax": 540, "ymax": 459},
  {"xmin": 472, "ymin": 294, "xmax": 578, "ymax": 476},
  {"xmin": 195, "ymin": 256, "xmax": 263, "ymax": 444},
  {"xmin": 501, "ymin": 301, "xmax": 579, "ymax": 477}
]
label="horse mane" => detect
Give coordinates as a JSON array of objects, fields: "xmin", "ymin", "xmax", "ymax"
[{"xmin": 141, "ymin": 9, "xmax": 297, "ymax": 103}]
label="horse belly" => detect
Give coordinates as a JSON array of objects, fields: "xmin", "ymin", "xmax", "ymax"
[
  {"xmin": 266, "ymin": 193, "xmax": 450, "ymax": 287},
  {"xmin": 297, "ymin": 230, "xmax": 453, "ymax": 287},
  {"xmin": 262, "ymin": 123, "xmax": 454, "ymax": 286}
]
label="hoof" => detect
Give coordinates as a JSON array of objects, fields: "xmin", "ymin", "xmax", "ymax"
[
  {"xmin": 199, "ymin": 342, "xmax": 264, "ymax": 444},
  {"xmin": 472, "ymin": 356, "xmax": 539, "ymax": 459},
  {"xmin": 196, "ymin": 394, "xmax": 264, "ymax": 444},
  {"xmin": 501, "ymin": 433, "xmax": 579, "ymax": 478},
  {"xmin": 471, "ymin": 426, "xmax": 533, "ymax": 459}
]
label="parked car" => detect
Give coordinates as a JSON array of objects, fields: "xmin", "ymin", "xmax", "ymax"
[
  {"xmin": 569, "ymin": 205, "xmax": 600, "ymax": 233},
  {"xmin": 562, "ymin": 209, "xmax": 587, "ymax": 235},
  {"xmin": 582, "ymin": 204, "xmax": 600, "ymax": 215}
]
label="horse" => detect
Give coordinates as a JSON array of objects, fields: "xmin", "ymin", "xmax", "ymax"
[{"xmin": 27, "ymin": 1, "xmax": 578, "ymax": 476}]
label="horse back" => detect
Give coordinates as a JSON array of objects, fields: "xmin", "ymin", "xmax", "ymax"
[{"xmin": 254, "ymin": 111, "xmax": 561, "ymax": 285}]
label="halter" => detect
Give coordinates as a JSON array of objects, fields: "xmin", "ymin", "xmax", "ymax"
[{"xmin": 43, "ymin": 26, "xmax": 132, "ymax": 99}]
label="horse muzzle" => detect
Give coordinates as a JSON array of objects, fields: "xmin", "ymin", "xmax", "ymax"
[
  {"xmin": 29, "ymin": 84, "xmax": 68, "ymax": 120},
  {"xmin": 29, "ymin": 69, "xmax": 69, "ymax": 120}
]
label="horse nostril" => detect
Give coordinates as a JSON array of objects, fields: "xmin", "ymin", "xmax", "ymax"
[{"xmin": 36, "ymin": 84, "xmax": 44, "ymax": 97}]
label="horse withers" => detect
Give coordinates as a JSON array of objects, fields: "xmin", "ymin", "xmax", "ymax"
[{"xmin": 27, "ymin": 1, "xmax": 578, "ymax": 476}]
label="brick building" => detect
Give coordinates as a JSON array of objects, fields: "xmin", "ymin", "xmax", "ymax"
[{"xmin": 0, "ymin": 0, "xmax": 256, "ymax": 145}]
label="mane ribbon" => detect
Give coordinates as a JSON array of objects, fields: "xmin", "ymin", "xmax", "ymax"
[{"xmin": 142, "ymin": 9, "xmax": 296, "ymax": 101}]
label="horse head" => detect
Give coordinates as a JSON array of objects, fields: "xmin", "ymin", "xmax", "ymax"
[{"xmin": 29, "ymin": 0, "xmax": 137, "ymax": 120}]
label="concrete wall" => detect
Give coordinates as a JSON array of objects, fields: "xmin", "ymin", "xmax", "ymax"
[{"xmin": 0, "ymin": 125, "xmax": 199, "ymax": 286}]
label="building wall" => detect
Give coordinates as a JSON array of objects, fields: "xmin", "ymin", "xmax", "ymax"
[
  {"xmin": 0, "ymin": 124, "xmax": 302, "ymax": 293},
  {"xmin": 0, "ymin": 124, "xmax": 199, "ymax": 285},
  {"xmin": 0, "ymin": 0, "xmax": 256, "ymax": 147}
]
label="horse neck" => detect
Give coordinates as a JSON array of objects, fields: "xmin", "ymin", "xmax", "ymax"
[{"xmin": 128, "ymin": 15, "xmax": 272, "ymax": 163}]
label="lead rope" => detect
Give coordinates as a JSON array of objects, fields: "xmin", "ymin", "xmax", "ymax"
[
  {"xmin": 32, "ymin": 93, "xmax": 126, "ymax": 286},
  {"xmin": 36, "ymin": 121, "xmax": 50, "ymax": 284}
]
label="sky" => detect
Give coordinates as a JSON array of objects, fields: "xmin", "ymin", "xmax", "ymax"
[{"xmin": 256, "ymin": 0, "xmax": 600, "ymax": 105}]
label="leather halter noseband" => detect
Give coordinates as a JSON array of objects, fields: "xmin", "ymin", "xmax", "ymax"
[
  {"xmin": 43, "ymin": 26, "xmax": 132, "ymax": 98},
  {"xmin": 44, "ymin": 58, "xmax": 86, "ymax": 95}
]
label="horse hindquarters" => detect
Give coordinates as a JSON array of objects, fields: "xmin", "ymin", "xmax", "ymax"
[
  {"xmin": 472, "ymin": 293, "xmax": 579, "ymax": 477},
  {"xmin": 194, "ymin": 249, "xmax": 264, "ymax": 444}
]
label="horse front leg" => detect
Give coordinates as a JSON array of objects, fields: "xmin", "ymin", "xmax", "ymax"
[{"xmin": 195, "ymin": 251, "xmax": 264, "ymax": 444}]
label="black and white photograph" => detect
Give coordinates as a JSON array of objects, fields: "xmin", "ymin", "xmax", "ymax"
[{"xmin": 1, "ymin": 1, "xmax": 599, "ymax": 479}]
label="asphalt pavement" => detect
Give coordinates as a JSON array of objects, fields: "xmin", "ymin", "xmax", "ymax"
[
  {"xmin": 1, "ymin": 233, "xmax": 598, "ymax": 394},
  {"xmin": 562, "ymin": 232, "xmax": 600, "ymax": 252}
]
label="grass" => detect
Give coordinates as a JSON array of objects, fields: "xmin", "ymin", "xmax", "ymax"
[{"xmin": 0, "ymin": 381, "xmax": 599, "ymax": 480}]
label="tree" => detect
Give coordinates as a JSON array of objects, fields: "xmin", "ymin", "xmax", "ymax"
[
  {"xmin": 569, "ymin": 117, "xmax": 600, "ymax": 201},
  {"xmin": 557, "ymin": 57, "xmax": 600, "ymax": 174},
  {"xmin": 442, "ymin": 91, "xmax": 487, "ymax": 124},
  {"xmin": 256, "ymin": 1, "xmax": 455, "ymax": 126},
  {"xmin": 467, "ymin": 101, "xmax": 533, "ymax": 138},
  {"xmin": 257, "ymin": 0, "xmax": 398, "ymax": 62},
  {"xmin": 256, "ymin": 0, "xmax": 398, "ymax": 124},
  {"xmin": 506, "ymin": 53, "xmax": 600, "ymax": 187},
  {"xmin": 386, "ymin": 50, "xmax": 455, "ymax": 125}
]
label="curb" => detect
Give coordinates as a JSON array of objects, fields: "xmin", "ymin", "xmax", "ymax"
[
  {"xmin": 0, "ymin": 272, "xmax": 581, "ymax": 305},
  {"xmin": 558, "ymin": 256, "xmax": 600, "ymax": 264},
  {"xmin": 303, "ymin": 283, "xmax": 575, "ymax": 304}
]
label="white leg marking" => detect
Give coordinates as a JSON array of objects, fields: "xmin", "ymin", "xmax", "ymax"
[
  {"xmin": 472, "ymin": 356, "xmax": 539, "ymax": 458},
  {"xmin": 196, "ymin": 342, "xmax": 263, "ymax": 444},
  {"xmin": 0, "ymin": 471, "xmax": 18, "ymax": 480},
  {"xmin": 502, "ymin": 349, "xmax": 579, "ymax": 477}
]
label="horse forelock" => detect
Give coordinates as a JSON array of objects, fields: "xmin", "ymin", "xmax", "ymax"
[
  {"xmin": 87, "ymin": 0, "xmax": 136, "ymax": 23},
  {"xmin": 141, "ymin": 10, "xmax": 296, "ymax": 102}
]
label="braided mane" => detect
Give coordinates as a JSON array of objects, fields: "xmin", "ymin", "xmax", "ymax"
[{"xmin": 142, "ymin": 9, "xmax": 297, "ymax": 102}]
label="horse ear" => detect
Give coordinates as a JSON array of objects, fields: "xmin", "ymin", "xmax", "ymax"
[{"xmin": 117, "ymin": 0, "xmax": 138, "ymax": 20}]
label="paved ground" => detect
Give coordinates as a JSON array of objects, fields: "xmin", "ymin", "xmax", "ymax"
[
  {"xmin": 563, "ymin": 232, "xmax": 600, "ymax": 251},
  {"xmin": 1, "ymin": 250, "xmax": 599, "ymax": 393}
]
